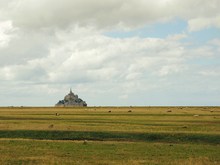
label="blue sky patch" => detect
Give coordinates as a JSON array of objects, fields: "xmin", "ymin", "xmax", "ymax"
[
  {"xmin": 104, "ymin": 19, "xmax": 187, "ymax": 39},
  {"xmin": 187, "ymin": 27, "xmax": 220, "ymax": 45}
]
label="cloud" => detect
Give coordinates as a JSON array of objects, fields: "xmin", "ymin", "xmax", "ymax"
[
  {"xmin": 0, "ymin": 0, "xmax": 219, "ymax": 106},
  {"xmin": 0, "ymin": 26, "xmax": 188, "ymax": 89},
  {"xmin": 0, "ymin": 21, "xmax": 16, "ymax": 48},
  {"xmin": 0, "ymin": 25, "xmax": 55, "ymax": 66},
  {"xmin": 1, "ymin": 0, "xmax": 219, "ymax": 31},
  {"xmin": 188, "ymin": 15, "xmax": 220, "ymax": 32}
]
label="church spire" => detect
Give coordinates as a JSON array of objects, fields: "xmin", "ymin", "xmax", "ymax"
[{"xmin": 70, "ymin": 88, "xmax": 73, "ymax": 94}]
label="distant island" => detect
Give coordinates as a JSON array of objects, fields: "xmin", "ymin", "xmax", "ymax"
[{"xmin": 55, "ymin": 89, "xmax": 87, "ymax": 107}]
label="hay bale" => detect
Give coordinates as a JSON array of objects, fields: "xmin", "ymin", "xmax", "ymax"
[{"xmin": 193, "ymin": 115, "xmax": 199, "ymax": 117}]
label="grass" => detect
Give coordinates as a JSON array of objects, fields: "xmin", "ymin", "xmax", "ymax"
[
  {"xmin": 0, "ymin": 106, "xmax": 219, "ymax": 164},
  {"xmin": 0, "ymin": 130, "xmax": 219, "ymax": 144},
  {"xmin": 0, "ymin": 139, "xmax": 219, "ymax": 165}
]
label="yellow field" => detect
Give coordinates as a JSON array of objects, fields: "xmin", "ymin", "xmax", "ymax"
[
  {"xmin": 0, "ymin": 106, "xmax": 219, "ymax": 133},
  {"xmin": 0, "ymin": 106, "xmax": 219, "ymax": 164}
]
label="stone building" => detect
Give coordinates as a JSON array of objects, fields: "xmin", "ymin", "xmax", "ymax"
[{"xmin": 55, "ymin": 89, "xmax": 87, "ymax": 107}]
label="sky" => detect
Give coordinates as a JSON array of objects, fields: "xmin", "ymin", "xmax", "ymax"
[{"xmin": 0, "ymin": 0, "xmax": 220, "ymax": 106}]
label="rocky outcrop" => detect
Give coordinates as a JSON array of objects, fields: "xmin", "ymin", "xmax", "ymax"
[{"xmin": 55, "ymin": 89, "xmax": 87, "ymax": 107}]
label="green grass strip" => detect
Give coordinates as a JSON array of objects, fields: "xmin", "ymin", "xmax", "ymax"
[{"xmin": 0, "ymin": 130, "xmax": 219, "ymax": 144}]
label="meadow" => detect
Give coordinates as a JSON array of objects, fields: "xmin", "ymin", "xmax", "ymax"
[{"xmin": 0, "ymin": 106, "xmax": 219, "ymax": 164}]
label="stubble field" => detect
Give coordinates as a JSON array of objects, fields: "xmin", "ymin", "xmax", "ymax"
[{"xmin": 0, "ymin": 106, "xmax": 219, "ymax": 164}]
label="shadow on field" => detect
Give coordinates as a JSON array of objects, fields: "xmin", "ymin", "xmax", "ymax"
[{"xmin": 0, "ymin": 130, "xmax": 219, "ymax": 144}]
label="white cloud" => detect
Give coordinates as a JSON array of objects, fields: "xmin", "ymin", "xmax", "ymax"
[
  {"xmin": 0, "ymin": 27, "xmax": 187, "ymax": 89},
  {"xmin": 0, "ymin": 0, "xmax": 219, "ymax": 31},
  {"xmin": 188, "ymin": 15, "xmax": 220, "ymax": 32},
  {"xmin": 0, "ymin": 0, "xmax": 220, "ymax": 106},
  {"xmin": 0, "ymin": 20, "xmax": 16, "ymax": 48},
  {"xmin": 158, "ymin": 64, "xmax": 187, "ymax": 76},
  {"xmin": 199, "ymin": 70, "xmax": 220, "ymax": 77}
]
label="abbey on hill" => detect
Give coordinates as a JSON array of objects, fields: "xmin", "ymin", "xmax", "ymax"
[{"xmin": 55, "ymin": 89, "xmax": 87, "ymax": 107}]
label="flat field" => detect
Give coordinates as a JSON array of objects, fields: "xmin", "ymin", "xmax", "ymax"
[{"xmin": 0, "ymin": 106, "xmax": 219, "ymax": 164}]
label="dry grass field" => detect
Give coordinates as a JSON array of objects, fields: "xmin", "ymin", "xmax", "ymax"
[{"xmin": 0, "ymin": 106, "xmax": 219, "ymax": 164}]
